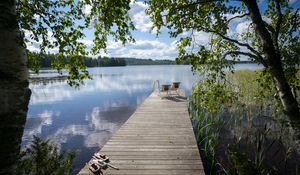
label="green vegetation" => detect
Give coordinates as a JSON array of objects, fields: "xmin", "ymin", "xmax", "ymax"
[
  {"xmin": 29, "ymin": 53, "xmax": 127, "ymax": 69},
  {"xmin": 147, "ymin": 0, "xmax": 300, "ymax": 119},
  {"xmin": 124, "ymin": 58, "xmax": 175, "ymax": 65},
  {"xmin": 1, "ymin": 1, "xmax": 135, "ymax": 173},
  {"xmin": 96, "ymin": 57, "xmax": 126, "ymax": 67},
  {"xmin": 189, "ymin": 70, "xmax": 300, "ymax": 174},
  {"xmin": 28, "ymin": 53, "xmax": 177, "ymax": 69},
  {"xmin": 2, "ymin": 0, "xmax": 300, "ymax": 174},
  {"xmin": 16, "ymin": 136, "xmax": 75, "ymax": 175},
  {"xmin": 147, "ymin": 1, "xmax": 300, "ymax": 172},
  {"xmin": 20, "ymin": 0, "xmax": 135, "ymax": 86}
]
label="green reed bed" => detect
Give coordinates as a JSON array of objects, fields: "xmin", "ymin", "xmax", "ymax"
[{"xmin": 190, "ymin": 69, "xmax": 300, "ymax": 175}]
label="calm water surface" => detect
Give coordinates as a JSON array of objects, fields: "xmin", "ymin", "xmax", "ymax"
[
  {"xmin": 23, "ymin": 65, "xmax": 198, "ymax": 173},
  {"xmin": 22, "ymin": 64, "xmax": 260, "ymax": 173}
]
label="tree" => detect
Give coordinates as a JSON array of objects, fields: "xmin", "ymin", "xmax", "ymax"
[
  {"xmin": 16, "ymin": 136, "xmax": 75, "ymax": 175},
  {"xmin": 146, "ymin": 0, "xmax": 300, "ymax": 119},
  {"xmin": 0, "ymin": 0, "xmax": 133, "ymax": 174}
]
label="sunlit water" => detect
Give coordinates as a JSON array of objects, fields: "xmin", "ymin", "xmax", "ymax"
[
  {"xmin": 22, "ymin": 64, "xmax": 261, "ymax": 173},
  {"xmin": 22, "ymin": 65, "xmax": 197, "ymax": 173}
]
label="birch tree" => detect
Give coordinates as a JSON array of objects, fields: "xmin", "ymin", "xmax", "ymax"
[
  {"xmin": 147, "ymin": 0, "xmax": 300, "ymax": 118},
  {"xmin": 0, "ymin": 0, "xmax": 133, "ymax": 174}
]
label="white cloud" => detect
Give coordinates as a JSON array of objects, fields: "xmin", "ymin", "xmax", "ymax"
[
  {"xmin": 180, "ymin": 30, "xmax": 191, "ymax": 37},
  {"xmin": 78, "ymin": 39, "xmax": 94, "ymax": 50},
  {"xmin": 129, "ymin": 1, "xmax": 147, "ymax": 14},
  {"xmin": 24, "ymin": 29, "xmax": 59, "ymax": 53},
  {"xmin": 262, "ymin": 15, "xmax": 272, "ymax": 25},
  {"xmin": 107, "ymin": 40, "xmax": 123, "ymax": 50},
  {"xmin": 106, "ymin": 39, "xmax": 178, "ymax": 59},
  {"xmin": 236, "ymin": 21, "xmax": 252, "ymax": 35},
  {"xmin": 193, "ymin": 31, "xmax": 211, "ymax": 46},
  {"xmin": 129, "ymin": 2, "xmax": 153, "ymax": 33},
  {"xmin": 83, "ymin": 5, "xmax": 92, "ymax": 15},
  {"xmin": 24, "ymin": 1, "xmax": 180, "ymax": 59},
  {"xmin": 132, "ymin": 11, "xmax": 153, "ymax": 32},
  {"xmin": 25, "ymin": 4, "xmax": 291, "ymax": 61},
  {"xmin": 33, "ymin": 14, "xmax": 40, "ymax": 20},
  {"xmin": 26, "ymin": 44, "xmax": 40, "ymax": 53},
  {"xmin": 177, "ymin": 30, "xmax": 211, "ymax": 54}
]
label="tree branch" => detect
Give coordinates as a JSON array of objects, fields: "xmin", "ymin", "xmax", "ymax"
[
  {"xmin": 274, "ymin": 0, "xmax": 283, "ymax": 49},
  {"xmin": 243, "ymin": 0, "xmax": 276, "ymax": 62},
  {"xmin": 208, "ymin": 29, "xmax": 262, "ymax": 58},
  {"xmin": 222, "ymin": 51, "xmax": 257, "ymax": 60},
  {"xmin": 288, "ymin": 7, "xmax": 300, "ymax": 35},
  {"xmin": 264, "ymin": 21, "xmax": 275, "ymax": 34},
  {"xmin": 169, "ymin": 0, "xmax": 242, "ymax": 13},
  {"xmin": 222, "ymin": 51, "xmax": 266, "ymax": 66},
  {"xmin": 227, "ymin": 13, "xmax": 249, "ymax": 24}
]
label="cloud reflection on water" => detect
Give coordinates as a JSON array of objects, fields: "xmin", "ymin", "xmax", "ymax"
[
  {"xmin": 24, "ymin": 65, "xmax": 196, "ymax": 173},
  {"xmin": 29, "ymin": 66, "xmax": 196, "ymax": 105},
  {"xmin": 50, "ymin": 106, "xmax": 123, "ymax": 148},
  {"xmin": 22, "ymin": 110, "xmax": 60, "ymax": 143}
]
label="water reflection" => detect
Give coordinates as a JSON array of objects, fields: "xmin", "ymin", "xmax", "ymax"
[
  {"xmin": 22, "ymin": 110, "xmax": 60, "ymax": 144},
  {"xmin": 23, "ymin": 65, "xmax": 198, "ymax": 173},
  {"xmin": 29, "ymin": 65, "xmax": 196, "ymax": 103}
]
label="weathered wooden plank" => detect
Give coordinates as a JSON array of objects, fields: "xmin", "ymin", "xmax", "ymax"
[
  {"xmin": 100, "ymin": 148, "xmax": 199, "ymax": 152},
  {"xmin": 104, "ymin": 142, "xmax": 196, "ymax": 146},
  {"xmin": 97, "ymin": 145, "xmax": 198, "ymax": 149},
  {"xmin": 78, "ymin": 92, "xmax": 204, "ymax": 175},
  {"xmin": 108, "ymin": 159, "xmax": 202, "ymax": 165},
  {"xmin": 110, "ymin": 136, "xmax": 194, "ymax": 140},
  {"xmin": 92, "ymin": 155, "xmax": 201, "ymax": 160},
  {"xmin": 80, "ymin": 169, "xmax": 205, "ymax": 175},
  {"xmin": 97, "ymin": 150, "xmax": 200, "ymax": 156},
  {"xmin": 113, "ymin": 134, "xmax": 193, "ymax": 137},
  {"xmin": 98, "ymin": 164, "xmax": 203, "ymax": 170}
]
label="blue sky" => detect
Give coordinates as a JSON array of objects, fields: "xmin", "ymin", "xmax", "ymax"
[{"xmin": 25, "ymin": 0, "xmax": 300, "ymax": 60}]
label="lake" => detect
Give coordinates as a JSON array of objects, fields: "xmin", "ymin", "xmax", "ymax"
[
  {"xmin": 23, "ymin": 65, "xmax": 198, "ymax": 173},
  {"xmin": 22, "ymin": 64, "xmax": 261, "ymax": 173}
]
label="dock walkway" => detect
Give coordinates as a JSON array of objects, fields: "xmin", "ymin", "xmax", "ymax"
[{"xmin": 78, "ymin": 92, "xmax": 204, "ymax": 175}]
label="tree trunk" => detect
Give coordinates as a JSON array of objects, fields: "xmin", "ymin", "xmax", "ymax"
[
  {"xmin": 0, "ymin": 0, "xmax": 31, "ymax": 174},
  {"xmin": 244, "ymin": 0, "xmax": 300, "ymax": 120},
  {"xmin": 268, "ymin": 59, "xmax": 300, "ymax": 118}
]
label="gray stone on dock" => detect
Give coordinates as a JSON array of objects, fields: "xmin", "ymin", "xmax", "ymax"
[{"xmin": 78, "ymin": 92, "xmax": 205, "ymax": 175}]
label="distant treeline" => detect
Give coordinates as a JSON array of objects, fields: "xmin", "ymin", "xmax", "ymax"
[
  {"xmin": 31, "ymin": 53, "xmax": 177, "ymax": 68},
  {"xmin": 85, "ymin": 57, "xmax": 126, "ymax": 67},
  {"xmin": 33, "ymin": 53, "xmax": 126, "ymax": 67},
  {"xmin": 30, "ymin": 53, "xmax": 255, "ymax": 68},
  {"xmin": 124, "ymin": 58, "xmax": 175, "ymax": 65}
]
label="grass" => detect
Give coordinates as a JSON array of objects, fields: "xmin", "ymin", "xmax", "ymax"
[{"xmin": 190, "ymin": 69, "xmax": 300, "ymax": 175}]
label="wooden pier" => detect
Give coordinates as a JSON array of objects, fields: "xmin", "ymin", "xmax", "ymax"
[{"xmin": 78, "ymin": 91, "xmax": 205, "ymax": 175}]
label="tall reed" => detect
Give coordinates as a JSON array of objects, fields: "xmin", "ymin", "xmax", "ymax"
[{"xmin": 189, "ymin": 70, "xmax": 300, "ymax": 175}]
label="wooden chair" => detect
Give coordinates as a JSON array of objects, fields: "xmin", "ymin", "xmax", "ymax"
[
  {"xmin": 170, "ymin": 82, "xmax": 180, "ymax": 95},
  {"xmin": 159, "ymin": 84, "xmax": 171, "ymax": 98}
]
